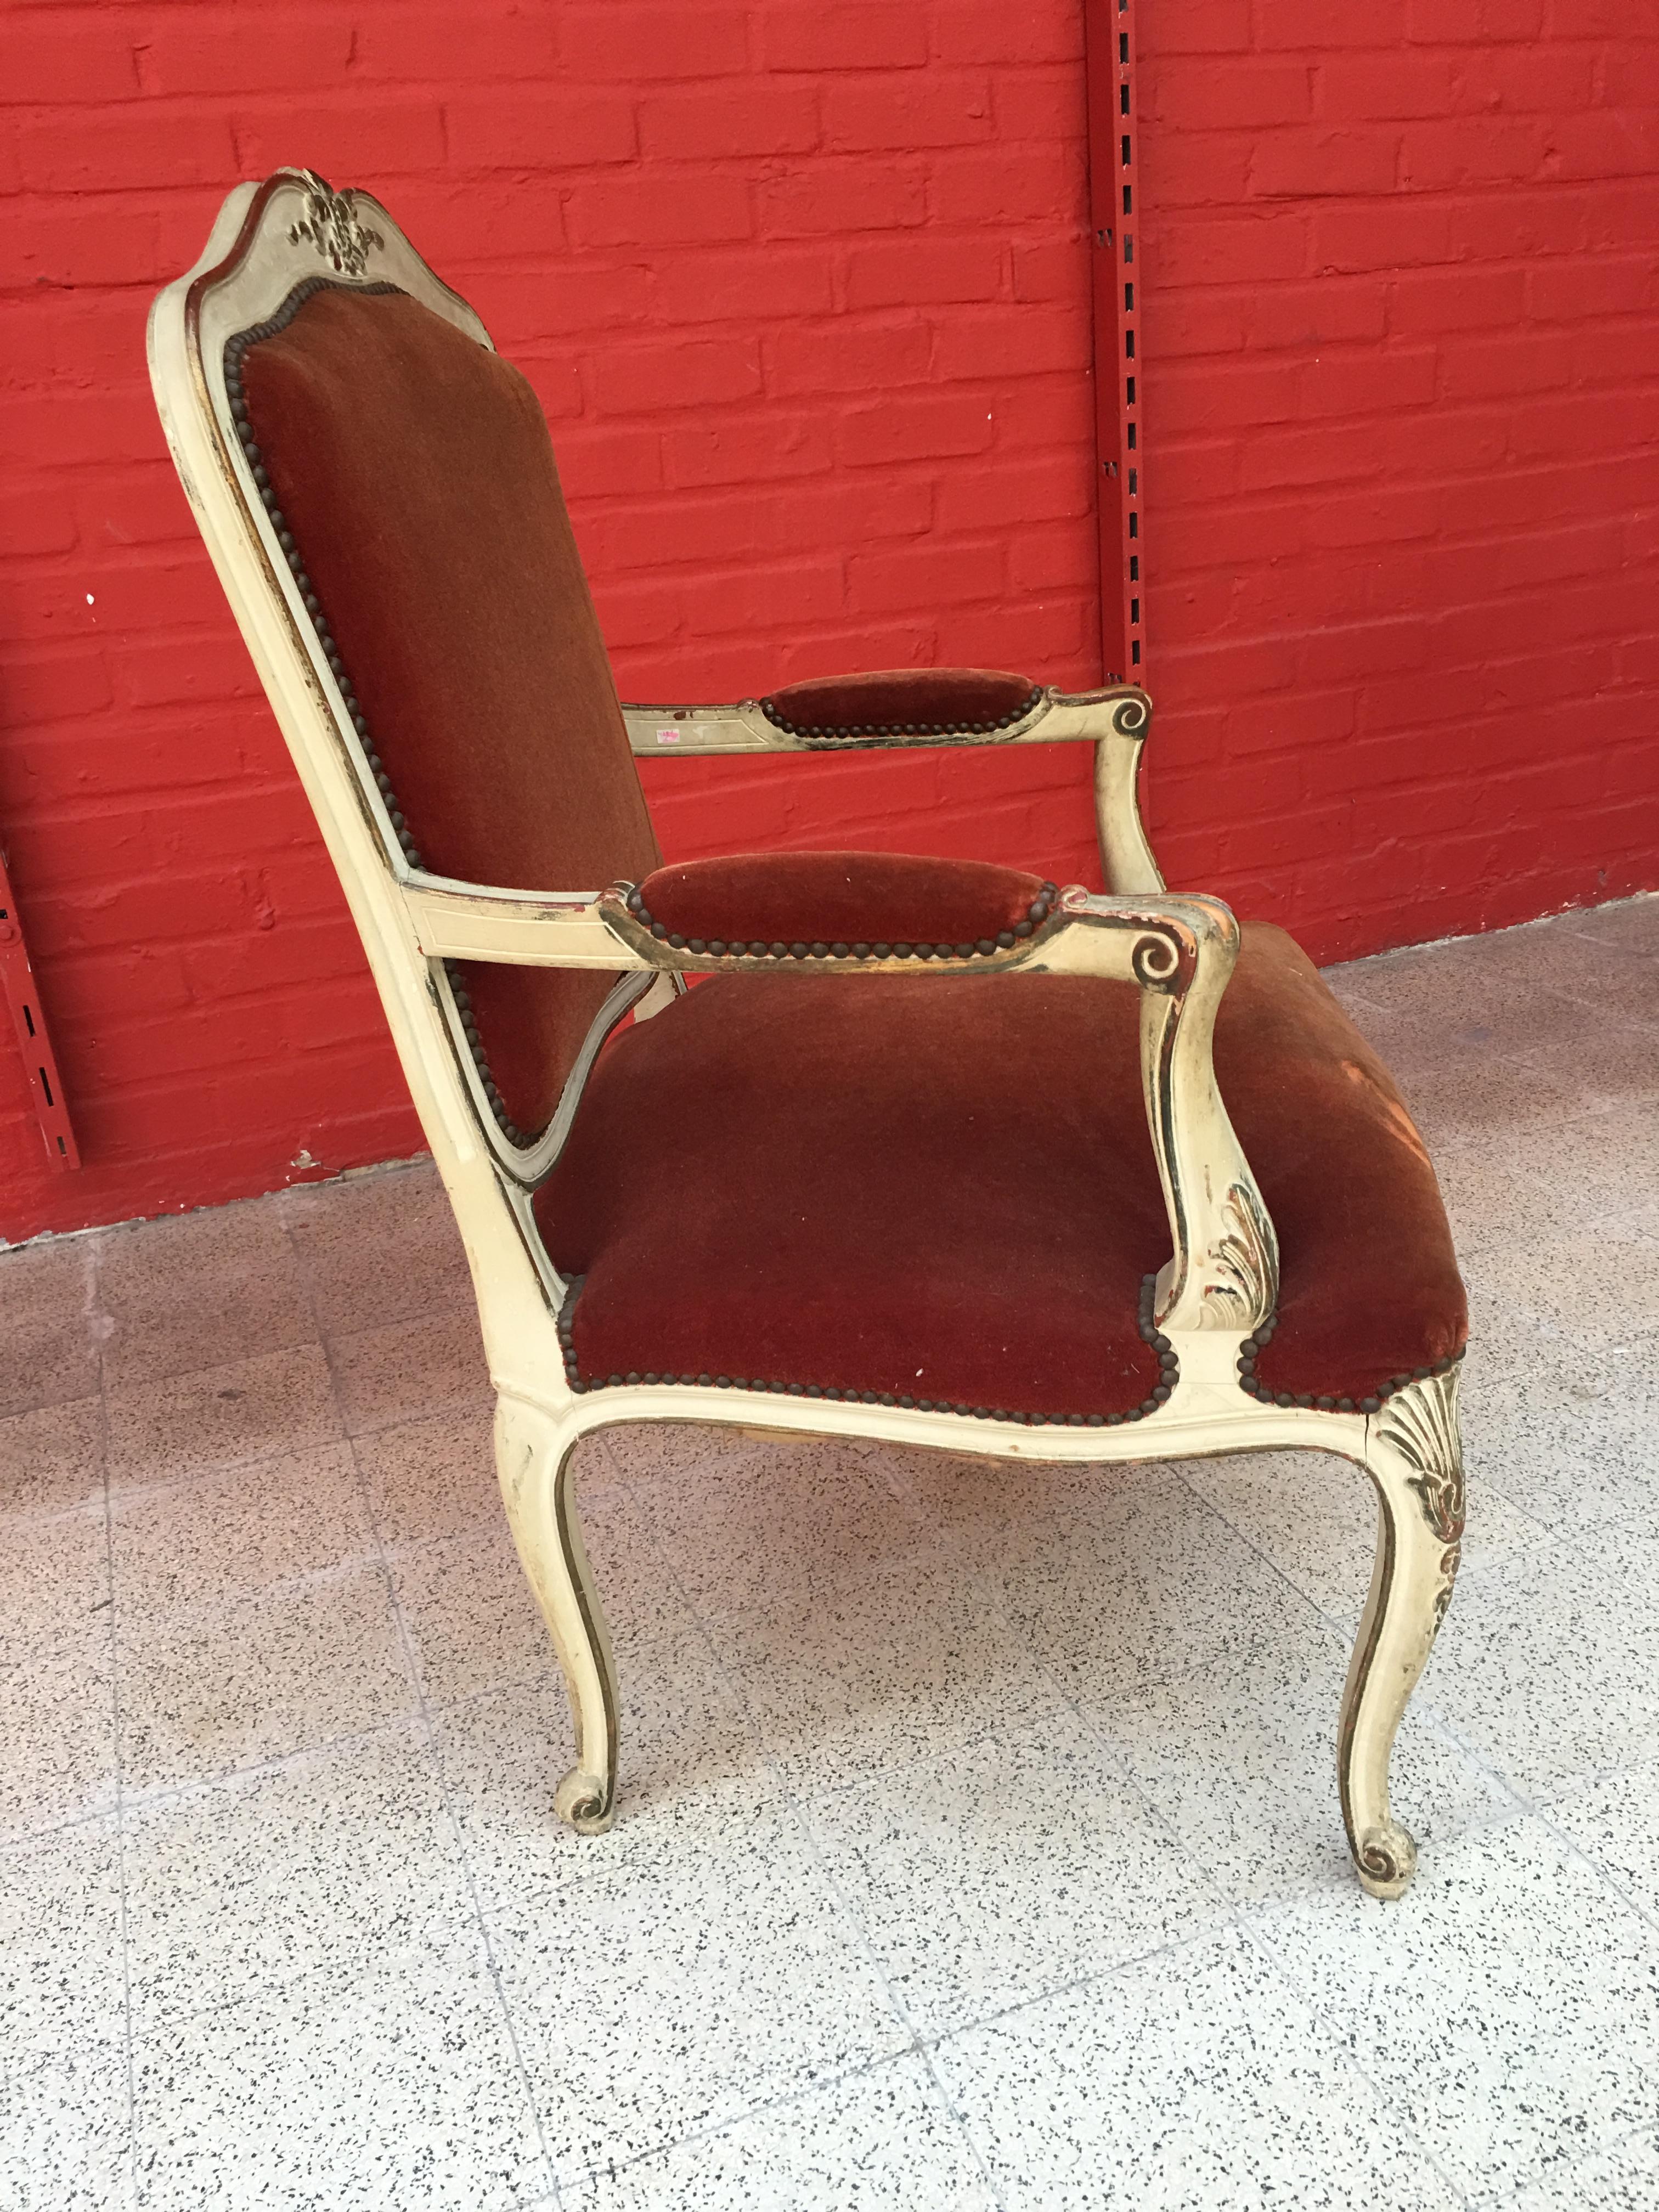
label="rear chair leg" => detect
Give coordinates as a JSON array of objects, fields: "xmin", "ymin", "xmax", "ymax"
[
  {"xmin": 494, "ymin": 1392, "xmax": 619, "ymax": 1833},
  {"xmin": 1339, "ymin": 1367, "xmax": 1465, "ymax": 1898}
]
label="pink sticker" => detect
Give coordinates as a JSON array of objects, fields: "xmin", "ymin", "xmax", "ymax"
[{"xmin": 655, "ymin": 727, "xmax": 681, "ymax": 743}]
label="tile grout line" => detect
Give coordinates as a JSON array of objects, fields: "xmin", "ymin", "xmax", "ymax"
[{"xmin": 279, "ymin": 1200, "xmax": 567, "ymax": 2212}]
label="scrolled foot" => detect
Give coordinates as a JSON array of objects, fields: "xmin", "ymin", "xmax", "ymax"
[
  {"xmin": 1353, "ymin": 1820, "xmax": 1417, "ymax": 1900},
  {"xmin": 556, "ymin": 1767, "xmax": 615, "ymax": 1835}
]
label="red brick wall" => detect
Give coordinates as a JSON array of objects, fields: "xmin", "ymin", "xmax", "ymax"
[
  {"xmin": 2, "ymin": 2, "xmax": 1655, "ymax": 1242},
  {"xmin": 1136, "ymin": 0, "xmax": 1659, "ymax": 945}
]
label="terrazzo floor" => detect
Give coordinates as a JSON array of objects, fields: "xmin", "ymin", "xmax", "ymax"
[{"xmin": 3, "ymin": 894, "xmax": 1658, "ymax": 2211}]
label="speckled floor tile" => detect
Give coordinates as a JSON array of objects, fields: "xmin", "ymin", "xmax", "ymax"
[
  {"xmin": 1184, "ymin": 1446, "xmax": 1544, "ymax": 1626},
  {"xmin": 1390, "ymin": 1049, "xmax": 1590, "ymax": 1153},
  {"xmin": 564, "ymin": 2052, "xmax": 996, "ymax": 2210},
  {"xmin": 389, "ymin": 1520, "xmax": 578, "ymax": 1711},
  {"xmin": 633, "ymin": 1436, "xmax": 926, "ymax": 1614},
  {"xmin": 352, "ymin": 1398, "xmax": 500, "ymax": 1548},
  {"xmin": 596, "ymin": 1417, "xmax": 772, "ymax": 1486},
  {"xmin": 117, "ymin": 1565, "xmax": 418, "ymax": 1796},
  {"xmin": 1499, "ymin": 2128, "xmax": 1659, "ymax": 2210},
  {"xmin": 5, "ymin": 902, "xmax": 1658, "ymax": 2208},
  {"xmin": 488, "ymin": 1797, "xmax": 910, "ymax": 2185},
  {"xmin": 328, "ymin": 1309, "xmax": 490, "ymax": 1435},
  {"xmin": 934, "ymin": 1928, "xmax": 1460, "ymax": 2211},
  {"xmin": 1245, "ymin": 1817, "xmax": 1659, "ymax": 2200},
  {"xmin": 436, "ymin": 1630, "xmax": 769, "ymax": 1911},
  {"xmin": 0, "ymin": 1817, "xmax": 124, "ymax": 2053},
  {"xmin": 121, "ymin": 1723, "xmax": 475, "ymax": 2032},
  {"xmin": 1090, "ymin": 1606, "xmax": 1522, "ymax": 1904},
  {"xmin": 991, "ymin": 1464, "xmax": 1328, "ymax": 1699},
  {"xmin": 0, "ymin": 1503, "xmax": 111, "ymax": 1662},
  {"xmin": 0, "ymin": 2036, "xmax": 132, "ymax": 2212},
  {"xmin": 1565, "ymin": 892, "xmax": 1659, "ymax": 956},
  {"xmin": 1459, "ymin": 1325, "xmax": 1659, "ymax": 1531},
  {"xmin": 0, "ymin": 1617, "xmax": 118, "ymax": 1842},
  {"xmin": 1544, "ymin": 1760, "xmax": 1659, "ymax": 1929},
  {"xmin": 0, "ymin": 1400, "xmax": 106, "ymax": 1524},
  {"xmin": 1415, "ymin": 1541, "xmax": 1659, "ymax": 1804},
  {"xmin": 710, "ymin": 1553, "xmax": 1060, "ymax": 1796},
  {"xmin": 280, "ymin": 1158, "xmax": 475, "ymax": 1338},
  {"xmin": 129, "ymin": 1948, "xmax": 547, "ymax": 2211},
  {"xmin": 103, "ymin": 1342, "xmax": 340, "ymax": 1489},
  {"xmin": 110, "ymin": 1443, "xmax": 373, "ymax": 1618},
  {"xmin": 0, "ymin": 1238, "xmax": 100, "ymax": 1418},
  {"xmin": 392, "ymin": 1485, "xmax": 686, "ymax": 1714},
  {"xmin": 807, "ymin": 1704, "xmax": 1227, "ymax": 2038},
  {"xmin": 94, "ymin": 1200, "xmax": 317, "ymax": 1387}
]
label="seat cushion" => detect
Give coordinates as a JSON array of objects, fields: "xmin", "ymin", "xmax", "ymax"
[{"xmin": 534, "ymin": 923, "xmax": 1466, "ymax": 1423}]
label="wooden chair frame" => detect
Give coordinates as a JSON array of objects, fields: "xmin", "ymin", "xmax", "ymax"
[{"xmin": 149, "ymin": 171, "xmax": 1463, "ymax": 1897}]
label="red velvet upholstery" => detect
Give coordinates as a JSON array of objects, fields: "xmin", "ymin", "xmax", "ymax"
[
  {"xmin": 632, "ymin": 852, "xmax": 1053, "ymax": 956},
  {"xmin": 239, "ymin": 284, "xmax": 660, "ymax": 1137},
  {"xmin": 764, "ymin": 667, "xmax": 1040, "ymax": 735},
  {"xmin": 535, "ymin": 922, "xmax": 1466, "ymax": 1420}
]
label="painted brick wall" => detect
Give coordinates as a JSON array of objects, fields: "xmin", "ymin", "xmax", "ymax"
[
  {"xmin": 1, "ymin": 2, "xmax": 1099, "ymax": 1241},
  {"xmin": 3, "ymin": 2, "xmax": 1656, "ymax": 1243},
  {"xmin": 1135, "ymin": 0, "xmax": 1659, "ymax": 947}
]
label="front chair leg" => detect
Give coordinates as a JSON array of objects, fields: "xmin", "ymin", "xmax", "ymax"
[
  {"xmin": 494, "ymin": 1391, "xmax": 619, "ymax": 1833},
  {"xmin": 1338, "ymin": 1367, "xmax": 1465, "ymax": 1899}
]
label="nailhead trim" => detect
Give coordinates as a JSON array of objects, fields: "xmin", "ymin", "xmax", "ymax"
[
  {"xmin": 758, "ymin": 686, "xmax": 1046, "ymax": 747},
  {"xmin": 227, "ymin": 278, "xmax": 532, "ymax": 1154},
  {"xmin": 557, "ymin": 1270, "xmax": 1177, "ymax": 1426},
  {"xmin": 623, "ymin": 883, "xmax": 1060, "ymax": 961},
  {"xmin": 1234, "ymin": 1316, "xmax": 1465, "ymax": 1415}
]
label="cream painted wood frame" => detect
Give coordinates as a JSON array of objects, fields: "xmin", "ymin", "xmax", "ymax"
[{"xmin": 149, "ymin": 171, "xmax": 1464, "ymax": 1899}]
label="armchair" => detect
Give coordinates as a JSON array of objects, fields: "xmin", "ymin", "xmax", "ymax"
[{"xmin": 149, "ymin": 172, "xmax": 1468, "ymax": 1898}]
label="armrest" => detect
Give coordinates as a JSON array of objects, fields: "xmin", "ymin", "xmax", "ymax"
[
  {"xmin": 620, "ymin": 671, "xmax": 1163, "ymax": 900},
  {"xmin": 624, "ymin": 851, "xmax": 1057, "ymax": 961},
  {"xmin": 620, "ymin": 673, "xmax": 1150, "ymax": 758},
  {"xmin": 402, "ymin": 859, "xmax": 1277, "ymax": 1344}
]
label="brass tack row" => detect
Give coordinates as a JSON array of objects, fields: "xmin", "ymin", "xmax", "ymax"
[
  {"xmin": 556, "ymin": 1269, "xmax": 1178, "ymax": 1429},
  {"xmin": 622, "ymin": 883, "xmax": 1059, "ymax": 961},
  {"xmin": 1236, "ymin": 1317, "xmax": 1464, "ymax": 1414},
  {"xmin": 759, "ymin": 685, "xmax": 1045, "ymax": 744}
]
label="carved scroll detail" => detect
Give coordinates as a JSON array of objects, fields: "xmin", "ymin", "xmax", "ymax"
[
  {"xmin": 288, "ymin": 174, "xmax": 384, "ymax": 277},
  {"xmin": 1197, "ymin": 1181, "xmax": 1279, "ymax": 1331},
  {"xmin": 1131, "ymin": 929, "xmax": 1180, "ymax": 988}
]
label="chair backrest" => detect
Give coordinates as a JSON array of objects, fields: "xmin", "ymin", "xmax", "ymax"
[{"xmin": 151, "ymin": 171, "xmax": 659, "ymax": 1159}]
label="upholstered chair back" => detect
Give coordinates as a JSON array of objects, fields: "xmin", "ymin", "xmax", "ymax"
[{"xmin": 238, "ymin": 281, "xmax": 661, "ymax": 1138}]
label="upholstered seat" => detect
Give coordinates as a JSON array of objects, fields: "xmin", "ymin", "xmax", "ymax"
[
  {"xmin": 152, "ymin": 171, "xmax": 1475, "ymax": 1897},
  {"xmin": 539, "ymin": 922, "xmax": 1465, "ymax": 1423}
]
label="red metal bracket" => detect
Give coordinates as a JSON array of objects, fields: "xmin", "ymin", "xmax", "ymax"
[
  {"xmin": 1086, "ymin": 0, "xmax": 1143, "ymax": 686},
  {"xmin": 0, "ymin": 846, "xmax": 80, "ymax": 1171}
]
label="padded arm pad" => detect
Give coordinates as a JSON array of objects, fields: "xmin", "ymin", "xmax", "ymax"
[
  {"xmin": 627, "ymin": 851, "xmax": 1059, "ymax": 961},
  {"xmin": 759, "ymin": 667, "xmax": 1043, "ymax": 739}
]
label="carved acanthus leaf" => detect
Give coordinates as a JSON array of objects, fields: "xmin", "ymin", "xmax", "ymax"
[
  {"xmin": 1376, "ymin": 1366, "xmax": 1465, "ymax": 1545},
  {"xmin": 288, "ymin": 174, "xmax": 384, "ymax": 278},
  {"xmin": 1197, "ymin": 1180, "xmax": 1279, "ymax": 1330}
]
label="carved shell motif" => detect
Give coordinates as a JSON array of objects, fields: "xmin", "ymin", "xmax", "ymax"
[
  {"xmin": 1376, "ymin": 1365, "xmax": 1465, "ymax": 1545},
  {"xmin": 1198, "ymin": 1181, "xmax": 1279, "ymax": 1331},
  {"xmin": 288, "ymin": 175, "xmax": 384, "ymax": 278}
]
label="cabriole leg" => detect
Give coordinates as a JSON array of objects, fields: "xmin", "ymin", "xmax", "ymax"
[
  {"xmin": 1338, "ymin": 1368, "xmax": 1465, "ymax": 1899},
  {"xmin": 494, "ymin": 1392, "xmax": 618, "ymax": 1833}
]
